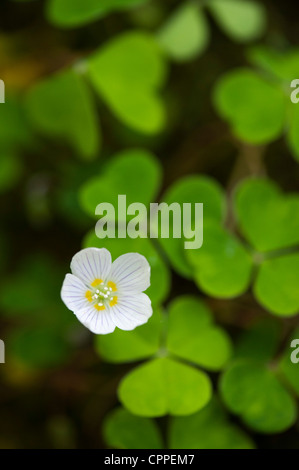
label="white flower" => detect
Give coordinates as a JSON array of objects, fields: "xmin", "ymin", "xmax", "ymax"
[{"xmin": 61, "ymin": 248, "xmax": 152, "ymax": 335}]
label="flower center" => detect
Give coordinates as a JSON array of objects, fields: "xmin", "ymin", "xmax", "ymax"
[{"xmin": 85, "ymin": 279, "xmax": 118, "ymax": 311}]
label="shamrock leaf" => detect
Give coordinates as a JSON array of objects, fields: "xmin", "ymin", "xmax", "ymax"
[
  {"xmin": 186, "ymin": 221, "xmax": 253, "ymax": 298},
  {"xmin": 235, "ymin": 178, "xmax": 299, "ymax": 253},
  {"xmin": 254, "ymin": 253, "xmax": 299, "ymax": 316},
  {"xmin": 207, "ymin": 0, "xmax": 266, "ymax": 43},
  {"xmin": 220, "ymin": 359, "xmax": 297, "ymax": 433},
  {"xmin": 25, "ymin": 69, "xmax": 100, "ymax": 160},
  {"xmin": 103, "ymin": 407, "xmax": 163, "ymax": 449},
  {"xmin": 156, "ymin": 0, "xmax": 267, "ymax": 63},
  {"xmin": 88, "ymin": 32, "xmax": 167, "ymax": 134},
  {"xmin": 47, "ymin": 0, "xmax": 148, "ymax": 28},
  {"xmin": 214, "ymin": 47, "xmax": 299, "ymax": 162},
  {"xmin": 79, "ymin": 148, "xmax": 162, "ymax": 219},
  {"xmin": 167, "ymin": 296, "xmax": 232, "ymax": 370},
  {"xmin": 158, "ymin": 175, "xmax": 225, "ymax": 278},
  {"xmin": 213, "ymin": 68, "xmax": 285, "ymax": 144},
  {"xmin": 169, "ymin": 398, "xmax": 255, "ymax": 449},
  {"xmin": 234, "ymin": 178, "xmax": 299, "ymax": 316},
  {"xmin": 157, "ymin": 4, "xmax": 209, "ymax": 62},
  {"xmin": 118, "ymin": 357, "xmax": 212, "ymax": 417}
]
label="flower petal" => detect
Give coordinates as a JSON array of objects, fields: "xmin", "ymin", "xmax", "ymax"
[
  {"xmin": 109, "ymin": 253, "xmax": 150, "ymax": 294},
  {"xmin": 70, "ymin": 248, "xmax": 112, "ymax": 286},
  {"xmin": 109, "ymin": 293, "xmax": 152, "ymax": 331},
  {"xmin": 75, "ymin": 306, "xmax": 116, "ymax": 335},
  {"xmin": 61, "ymin": 273, "xmax": 90, "ymax": 312}
]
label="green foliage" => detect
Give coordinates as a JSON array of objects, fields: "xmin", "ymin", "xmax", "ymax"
[
  {"xmin": 169, "ymin": 398, "xmax": 255, "ymax": 449},
  {"xmin": 207, "ymin": 0, "xmax": 266, "ymax": 42},
  {"xmin": 96, "ymin": 294, "xmax": 231, "ymax": 417},
  {"xmin": 235, "ymin": 178, "xmax": 299, "ymax": 252},
  {"xmin": 47, "ymin": 0, "xmax": 148, "ymax": 28},
  {"xmin": 25, "ymin": 69, "xmax": 100, "ymax": 160},
  {"xmin": 79, "ymin": 148, "xmax": 162, "ymax": 218},
  {"xmin": 167, "ymin": 296, "xmax": 232, "ymax": 370},
  {"xmin": 157, "ymin": 0, "xmax": 266, "ymax": 62},
  {"xmin": 186, "ymin": 221, "xmax": 253, "ymax": 298},
  {"xmin": 157, "ymin": 4, "xmax": 209, "ymax": 62},
  {"xmin": 118, "ymin": 357, "xmax": 212, "ymax": 417},
  {"xmin": 220, "ymin": 359, "xmax": 297, "ymax": 433},
  {"xmin": 214, "ymin": 46, "xmax": 299, "ymax": 161},
  {"xmin": 213, "ymin": 69, "xmax": 285, "ymax": 144},
  {"xmin": 88, "ymin": 32, "xmax": 167, "ymax": 134},
  {"xmin": 158, "ymin": 175, "xmax": 225, "ymax": 278},
  {"xmin": 103, "ymin": 407, "xmax": 163, "ymax": 449},
  {"xmin": 234, "ymin": 178, "xmax": 299, "ymax": 316}
]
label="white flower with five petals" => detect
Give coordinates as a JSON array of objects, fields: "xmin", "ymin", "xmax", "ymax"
[{"xmin": 61, "ymin": 248, "xmax": 152, "ymax": 334}]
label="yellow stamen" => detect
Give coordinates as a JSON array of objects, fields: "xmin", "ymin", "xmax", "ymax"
[
  {"xmin": 91, "ymin": 278, "xmax": 103, "ymax": 287},
  {"xmin": 85, "ymin": 290, "xmax": 93, "ymax": 302},
  {"xmin": 109, "ymin": 296, "xmax": 118, "ymax": 307},
  {"xmin": 94, "ymin": 304, "xmax": 105, "ymax": 311},
  {"xmin": 107, "ymin": 281, "xmax": 117, "ymax": 292}
]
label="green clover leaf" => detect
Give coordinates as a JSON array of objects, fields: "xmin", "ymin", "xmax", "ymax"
[
  {"xmin": 220, "ymin": 359, "xmax": 297, "ymax": 434},
  {"xmin": 234, "ymin": 178, "xmax": 299, "ymax": 316},
  {"xmin": 47, "ymin": 0, "xmax": 148, "ymax": 28},
  {"xmin": 25, "ymin": 69, "xmax": 100, "ymax": 160},
  {"xmin": 186, "ymin": 221, "xmax": 253, "ymax": 298},
  {"xmin": 157, "ymin": 0, "xmax": 266, "ymax": 63},
  {"xmin": 157, "ymin": 4, "xmax": 209, "ymax": 62},
  {"xmin": 167, "ymin": 296, "xmax": 232, "ymax": 370},
  {"xmin": 235, "ymin": 178, "xmax": 299, "ymax": 252},
  {"xmin": 214, "ymin": 47, "xmax": 299, "ymax": 162},
  {"xmin": 79, "ymin": 148, "xmax": 162, "ymax": 219},
  {"xmin": 207, "ymin": 0, "xmax": 266, "ymax": 43},
  {"xmin": 88, "ymin": 32, "xmax": 167, "ymax": 134},
  {"xmin": 169, "ymin": 398, "xmax": 255, "ymax": 449},
  {"xmin": 213, "ymin": 68, "xmax": 285, "ymax": 144},
  {"xmin": 103, "ymin": 407, "xmax": 163, "ymax": 449},
  {"xmin": 158, "ymin": 175, "xmax": 225, "ymax": 278},
  {"xmin": 118, "ymin": 357, "xmax": 212, "ymax": 417}
]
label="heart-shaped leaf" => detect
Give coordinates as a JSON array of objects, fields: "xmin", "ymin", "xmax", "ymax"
[
  {"xmin": 167, "ymin": 296, "xmax": 232, "ymax": 370},
  {"xmin": 118, "ymin": 357, "xmax": 212, "ymax": 417},
  {"xmin": 186, "ymin": 221, "xmax": 253, "ymax": 298},
  {"xmin": 103, "ymin": 407, "xmax": 163, "ymax": 449},
  {"xmin": 213, "ymin": 69, "xmax": 285, "ymax": 144},
  {"xmin": 158, "ymin": 175, "xmax": 225, "ymax": 278},
  {"xmin": 254, "ymin": 253, "xmax": 299, "ymax": 316},
  {"xmin": 208, "ymin": 0, "xmax": 266, "ymax": 42},
  {"xmin": 25, "ymin": 69, "xmax": 100, "ymax": 160},
  {"xmin": 88, "ymin": 32, "xmax": 167, "ymax": 134},
  {"xmin": 157, "ymin": 4, "xmax": 209, "ymax": 62},
  {"xmin": 234, "ymin": 178, "xmax": 299, "ymax": 253},
  {"xmin": 47, "ymin": 0, "xmax": 148, "ymax": 28},
  {"xmin": 79, "ymin": 148, "xmax": 162, "ymax": 218},
  {"xmin": 169, "ymin": 398, "xmax": 255, "ymax": 449},
  {"xmin": 220, "ymin": 360, "xmax": 297, "ymax": 433}
]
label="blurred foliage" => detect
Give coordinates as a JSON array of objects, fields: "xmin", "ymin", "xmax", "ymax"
[{"xmin": 0, "ymin": 0, "xmax": 299, "ymax": 450}]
